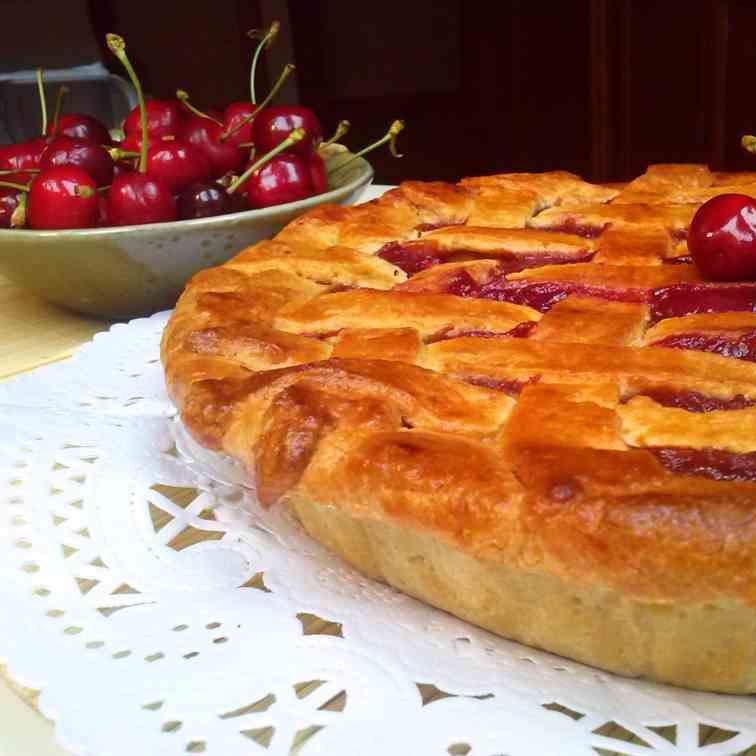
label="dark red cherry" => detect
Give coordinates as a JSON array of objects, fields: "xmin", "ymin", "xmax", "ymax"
[
  {"xmin": 221, "ymin": 102, "xmax": 256, "ymax": 147},
  {"xmin": 40, "ymin": 136, "xmax": 114, "ymax": 187},
  {"xmin": 689, "ymin": 194, "xmax": 756, "ymax": 281},
  {"xmin": 46, "ymin": 114, "xmax": 111, "ymax": 145},
  {"xmin": 0, "ymin": 186, "xmax": 23, "ymax": 228},
  {"xmin": 106, "ymin": 172, "xmax": 176, "ymax": 226},
  {"xmin": 27, "ymin": 166, "xmax": 97, "ymax": 229},
  {"xmin": 252, "ymin": 105, "xmax": 322, "ymax": 156},
  {"xmin": 242, "ymin": 151, "xmax": 315, "ymax": 208},
  {"xmin": 123, "ymin": 99, "xmax": 182, "ymax": 138},
  {"xmin": 145, "ymin": 140, "xmax": 211, "ymax": 193},
  {"xmin": 179, "ymin": 116, "xmax": 246, "ymax": 178},
  {"xmin": 307, "ymin": 149, "xmax": 327, "ymax": 194},
  {"xmin": 176, "ymin": 180, "xmax": 244, "ymax": 219},
  {"xmin": 0, "ymin": 138, "xmax": 48, "ymax": 171}
]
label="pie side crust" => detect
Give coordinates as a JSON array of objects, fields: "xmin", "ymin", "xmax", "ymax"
[{"xmin": 162, "ymin": 165, "xmax": 756, "ymax": 692}]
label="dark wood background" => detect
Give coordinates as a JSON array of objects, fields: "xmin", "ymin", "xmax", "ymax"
[{"xmin": 81, "ymin": 0, "xmax": 756, "ymax": 184}]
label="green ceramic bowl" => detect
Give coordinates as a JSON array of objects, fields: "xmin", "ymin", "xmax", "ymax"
[{"xmin": 0, "ymin": 148, "xmax": 373, "ymax": 319}]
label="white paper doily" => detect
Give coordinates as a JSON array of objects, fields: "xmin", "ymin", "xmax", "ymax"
[{"xmin": 1, "ymin": 311, "xmax": 756, "ymax": 756}]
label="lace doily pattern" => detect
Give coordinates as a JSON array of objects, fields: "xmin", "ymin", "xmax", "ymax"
[{"xmin": 2, "ymin": 310, "xmax": 756, "ymax": 755}]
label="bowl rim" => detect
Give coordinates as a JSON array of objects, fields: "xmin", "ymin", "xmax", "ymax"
[{"xmin": 2, "ymin": 156, "xmax": 373, "ymax": 238}]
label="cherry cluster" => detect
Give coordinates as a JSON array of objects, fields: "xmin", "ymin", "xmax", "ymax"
[{"xmin": 0, "ymin": 25, "xmax": 402, "ymax": 231}]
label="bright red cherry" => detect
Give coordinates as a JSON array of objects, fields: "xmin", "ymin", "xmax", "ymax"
[
  {"xmin": 117, "ymin": 130, "xmax": 170, "ymax": 154},
  {"xmin": 214, "ymin": 62, "xmax": 296, "ymax": 151},
  {"xmin": 46, "ymin": 114, "xmax": 111, "ymax": 145},
  {"xmin": 252, "ymin": 105, "xmax": 322, "ymax": 156},
  {"xmin": 0, "ymin": 138, "xmax": 48, "ymax": 171},
  {"xmin": 106, "ymin": 33, "xmax": 177, "ymax": 226},
  {"xmin": 179, "ymin": 116, "xmax": 246, "ymax": 179},
  {"xmin": 40, "ymin": 137, "xmax": 114, "ymax": 187},
  {"xmin": 145, "ymin": 140, "xmax": 212, "ymax": 193},
  {"xmin": 27, "ymin": 166, "xmax": 97, "ymax": 229},
  {"xmin": 123, "ymin": 99, "xmax": 182, "ymax": 139},
  {"xmin": 221, "ymin": 102, "xmax": 256, "ymax": 147},
  {"xmin": 0, "ymin": 170, "xmax": 38, "ymax": 185},
  {"xmin": 242, "ymin": 151, "xmax": 316, "ymax": 208},
  {"xmin": 107, "ymin": 171, "xmax": 175, "ymax": 225},
  {"xmin": 689, "ymin": 194, "xmax": 756, "ymax": 281}
]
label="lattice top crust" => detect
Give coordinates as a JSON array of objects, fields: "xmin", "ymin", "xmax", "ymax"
[{"xmin": 162, "ymin": 164, "xmax": 756, "ymax": 606}]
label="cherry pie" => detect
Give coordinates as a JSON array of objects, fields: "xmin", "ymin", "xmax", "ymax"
[{"xmin": 162, "ymin": 164, "xmax": 756, "ymax": 693}]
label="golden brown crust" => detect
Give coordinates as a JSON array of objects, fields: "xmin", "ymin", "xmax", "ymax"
[{"xmin": 162, "ymin": 165, "xmax": 756, "ymax": 692}]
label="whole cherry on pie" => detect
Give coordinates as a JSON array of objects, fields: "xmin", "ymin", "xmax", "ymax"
[{"xmin": 688, "ymin": 193, "xmax": 756, "ymax": 281}]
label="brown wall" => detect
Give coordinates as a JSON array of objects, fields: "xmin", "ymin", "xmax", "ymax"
[{"xmin": 89, "ymin": 0, "xmax": 756, "ymax": 184}]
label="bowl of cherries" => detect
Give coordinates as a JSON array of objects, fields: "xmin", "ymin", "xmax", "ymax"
[{"xmin": 0, "ymin": 27, "xmax": 398, "ymax": 319}]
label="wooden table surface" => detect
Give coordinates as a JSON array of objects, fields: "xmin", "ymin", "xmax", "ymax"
[{"xmin": 1, "ymin": 263, "xmax": 753, "ymax": 755}]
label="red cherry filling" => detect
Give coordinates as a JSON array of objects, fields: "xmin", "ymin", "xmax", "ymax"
[
  {"xmin": 460, "ymin": 374, "xmax": 540, "ymax": 397},
  {"xmin": 650, "ymin": 283, "xmax": 756, "ymax": 322},
  {"xmin": 415, "ymin": 221, "xmax": 465, "ymax": 232},
  {"xmin": 425, "ymin": 321, "xmax": 536, "ymax": 344},
  {"xmin": 650, "ymin": 446, "xmax": 756, "ymax": 482},
  {"xmin": 442, "ymin": 270, "xmax": 645, "ymax": 312},
  {"xmin": 540, "ymin": 220, "xmax": 606, "ymax": 239},
  {"xmin": 377, "ymin": 242, "xmax": 446, "ymax": 274},
  {"xmin": 623, "ymin": 388, "xmax": 756, "ymax": 413},
  {"xmin": 378, "ymin": 241, "xmax": 594, "ymax": 277},
  {"xmin": 651, "ymin": 331, "xmax": 756, "ymax": 362}
]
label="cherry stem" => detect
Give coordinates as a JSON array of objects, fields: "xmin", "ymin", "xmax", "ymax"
[
  {"xmin": 52, "ymin": 85, "xmax": 69, "ymax": 135},
  {"xmin": 74, "ymin": 185, "xmax": 95, "ymax": 198},
  {"xmin": 248, "ymin": 20, "xmax": 280, "ymax": 103},
  {"xmin": 176, "ymin": 90, "xmax": 223, "ymax": 126},
  {"xmin": 0, "ymin": 180, "xmax": 30, "ymax": 192},
  {"xmin": 321, "ymin": 120, "xmax": 350, "ymax": 148},
  {"xmin": 10, "ymin": 193, "xmax": 26, "ymax": 228},
  {"xmin": 107, "ymin": 147, "xmax": 140, "ymax": 161},
  {"xmin": 107, "ymin": 33, "xmax": 148, "ymax": 173},
  {"xmin": 220, "ymin": 63, "xmax": 295, "ymax": 142},
  {"xmin": 0, "ymin": 168, "xmax": 38, "ymax": 175},
  {"xmin": 227, "ymin": 126, "xmax": 304, "ymax": 194},
  {"xmin": 35, "ymin": 68, "xmax": 48, "ymax": 136},
  {"xmin": 742, "ymin": 135, "xmax": 756, "ymax": 154},
  {"xmin": 327, "ymin": 119, "xmax": 405, "ymax": 176}
]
